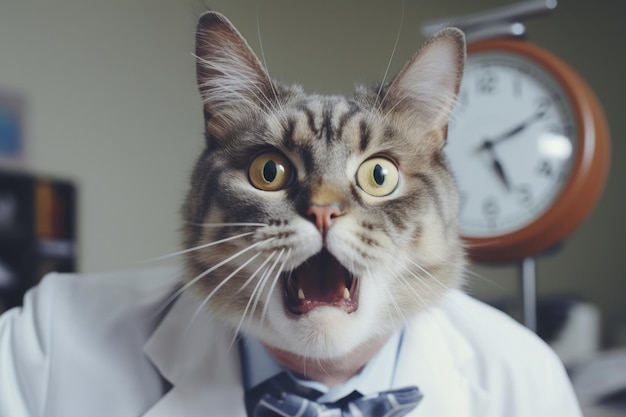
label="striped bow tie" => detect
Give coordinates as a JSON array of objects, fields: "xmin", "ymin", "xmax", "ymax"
[{"xmin": 247, "ymin": 373, "xmax": 423, "ymax": 417}]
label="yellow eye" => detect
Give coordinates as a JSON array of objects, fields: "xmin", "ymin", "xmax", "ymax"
[
  {"xmin": 249, "ymin": 152, "xmax": 293, "ymax": 191},
  {"xmin": 356, "ymin": 157, "xmax": 399, "ymax": 197}
]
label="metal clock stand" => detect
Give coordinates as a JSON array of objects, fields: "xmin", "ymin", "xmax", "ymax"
[{"xmin": 520, "ymin": 256, "xmax": 537, "ymax": 331}]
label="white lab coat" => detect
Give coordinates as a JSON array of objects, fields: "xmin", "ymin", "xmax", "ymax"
[{"xmin": 0, "ymin": 266, "xmax": 583, "ymax": 417}]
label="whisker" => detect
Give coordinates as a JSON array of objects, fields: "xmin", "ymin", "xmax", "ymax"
[
  {"xmin": 153, "ymin": 238, "xmax": 274, "ymax": 317},
  {"xmin": 250, "ymin": 5, "xmax": 290, "ymax": 129},
  {"xmin": 393, "ymin": 271, "xmax": 431, "ymax": 311},
  {"xmin": 236, "ymin": 251, "xmax": 277, "ymax": 294},
  {"xmin": 374, "ymin": 264, "xmax": 406, "ymax": 325},
  {"xmin": 255, "ymin": 0, "xmax": 270, "ymax": 78},
  {"xmin": 247, "ymin": 254, "xmax": 278, "ymax": 318},
  {"xmin": 194, "ymin": 53, "xmax": 280, "ymax": 117},
  {"xmin": 461, "ymin": 264, "xmax": 508, "ymax": 293},
  {"xmin": 143, "ymin": 231, "xmax": 256, "ymax": 263},
  {"xmin": 374, "ymin": 0, "xmax": 406, "ymax": 111},
  {"xmin": 395, "ymin": 268, "xmax": 473, "ymax": 343},
  {"xmin": 400, "ymin": 264, "xmax": 455, "ymax": 310},
  {"xmin": 400, "ymin": 276, "xmax": 454, "ymax": 336},
  {"xmin": 238, "ymin": 255, "xmax": 277, "ymax": 338},
  {"xmin": 381, "ymin": 95, "xmax": 410, "ymax": 120},
  {"xmin": 254, "ymin": 1, "xmax": 287, "ymax": 124},
  {"xmin": 260, "ymin": 248, "xmax": 290, "ymax": 324},
  {"xmin": 251, "ymin": 249, "xmax": 285, "ymax": 331},
  {"xmin": 394, "ymin": 257, "xmax": 472, "ymax": 324},
  {"xmin": 403, "ymin": 257, "xmax": 452, "ymax": 293},
  {"xmin": 184, "ymin": 251, "xmax": 262, "ymax": 335},
  {"xmin": 229, "ymin": 251, "xmax": 278, "ymax": 347},
  {"xmin": 186, "ymin": 222, "xmax": 268, "ymax": 228}
]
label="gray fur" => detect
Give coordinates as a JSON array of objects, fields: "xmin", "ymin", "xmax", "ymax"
[{"xmin": 181, "ymin": 12, "xmax": 466, "ymax": 360}]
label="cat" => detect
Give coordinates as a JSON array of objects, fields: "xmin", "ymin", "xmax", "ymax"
[
  {"xmin": 0, "ymin": 11, "xmax": 584, "ymax": 417},
  {"xmin": 180, "ymin": 11, "xmax": 466, "ymax": 372}
]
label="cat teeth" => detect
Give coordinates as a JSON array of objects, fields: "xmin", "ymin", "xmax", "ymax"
[{"xmin": 295, "ymin": 287, "xmax": 350, "ymax": 301}]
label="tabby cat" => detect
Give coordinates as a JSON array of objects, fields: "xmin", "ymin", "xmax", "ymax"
[{"xmin": 181, "ymin": 11, "xmax": 465, "ymax": 374}]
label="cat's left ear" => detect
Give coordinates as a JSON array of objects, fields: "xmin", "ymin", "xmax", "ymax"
[
  {"xmin": 384, "ymin": 28, "xmax": 466, "ymax": 141},
  {"xmin": 195, "ymin": 12, "xmax": 274, "ymax": 140}
]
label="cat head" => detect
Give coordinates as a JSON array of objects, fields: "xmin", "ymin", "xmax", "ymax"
[{"xmin": 182, "ymin": 12, "xmax": 466, "ymax": 360}]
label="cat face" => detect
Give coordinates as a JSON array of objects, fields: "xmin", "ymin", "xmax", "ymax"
[{"xmin": 182, "ymin": 12, "xmax": 466, "ymax": 360}]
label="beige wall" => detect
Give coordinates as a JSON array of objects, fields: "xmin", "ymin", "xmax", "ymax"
[
  {"xmin": 0, "ymin": 0, "xmax": 203, "ymax": 271},
  {"xmin": 1, "ymin": 0, "xmax": 624, "ymax": 346}
]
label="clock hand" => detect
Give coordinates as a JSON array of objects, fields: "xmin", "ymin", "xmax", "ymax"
[
  {"xmin": 476, "ymin": 109, "xmax": 547, "ymax": 151},
  {"xmin": 482, "ymin": 140, "xmax": 512, "ymax": 191},
  {"xmin": 491, "ymin": 154, "xmax": 512, "ymax": 191}
]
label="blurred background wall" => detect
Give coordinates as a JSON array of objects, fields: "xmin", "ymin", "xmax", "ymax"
[{"xmin": 0, "ymin": 0, "xmax": 623, "ymax": 348}]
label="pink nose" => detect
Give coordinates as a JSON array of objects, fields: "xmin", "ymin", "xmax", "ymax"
[{"xmin": 307, "ymin": 204, "xmax": 341, "ymax": 236}]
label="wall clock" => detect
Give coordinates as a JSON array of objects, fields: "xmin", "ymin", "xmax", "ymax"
[{"xmin": 445, "ymin": 37, "xmax": 610, "ymax": 263}]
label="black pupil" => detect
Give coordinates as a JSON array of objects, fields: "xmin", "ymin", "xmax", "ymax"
[
  {"xmin": 373, "ymin": 164, "xmax": 386, "ymax": 185},
  {"xmin": 263, "ymin": 160, "xmax": 278, "ymax": 183}
]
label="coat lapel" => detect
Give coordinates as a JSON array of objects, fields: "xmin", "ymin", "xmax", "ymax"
[
  {"xmin": 142, "ymin": 293, "xmax": 247, "ymax": 417},
  {"xmin": 141, "ymin": 290, "xmax": 490, "ymax": 417},
  {"xmin": 394, "ymin": 303, "xmax": 491, "ymax": 417}
]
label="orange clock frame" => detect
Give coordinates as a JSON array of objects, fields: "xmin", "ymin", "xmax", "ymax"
[{"xmin": 462, "ymin": 38, "xmax": 610, "ymax": 263}]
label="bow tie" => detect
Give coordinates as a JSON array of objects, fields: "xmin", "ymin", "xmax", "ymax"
[{"xmin": 246, "ymin": 372, "xmax": 423, "ymax": 417}]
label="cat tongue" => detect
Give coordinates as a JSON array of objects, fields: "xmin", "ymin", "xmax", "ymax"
[{"xmin": 284, "ymin": 250, "xmax": 358, "ymax": 315}]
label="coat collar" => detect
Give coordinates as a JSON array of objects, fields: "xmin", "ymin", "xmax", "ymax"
[
  {"xmin": 142, "ymin": 293, "xmax": 246, "ymax": 417},
  {"xmin": 142, "ymin": 290, "xmax": 489, "ymax": 417},
  {"xmin": 393, "ymin": 303, "xmax": 490, "ymax": 416}
]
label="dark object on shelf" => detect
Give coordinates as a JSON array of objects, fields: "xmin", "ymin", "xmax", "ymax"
[{"xmin": 0, "ymin": 170, "xmax": 77, "ymax": 311}]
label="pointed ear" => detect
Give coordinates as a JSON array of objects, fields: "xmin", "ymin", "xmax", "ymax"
[
  {"xmin": 384, "ymin": 28, "xmax": 465, "ymax": 139},
  {"xmin": 195, "ymin": 12, "xmax": 274, "ymax": 139}
]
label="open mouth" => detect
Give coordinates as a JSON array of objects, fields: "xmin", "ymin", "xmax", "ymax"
[{"xmin": 283, "ymin": 249, "xmax": 359, "ymax": 315}]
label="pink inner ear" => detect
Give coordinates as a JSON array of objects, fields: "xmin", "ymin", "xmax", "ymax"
[
  {"xmin": 195, "ymin": 12, "xmax": 274, "ymax": 137},
  {"xmin": 385, "ymin": 29, "xmax": 465, "ymax": 130}
]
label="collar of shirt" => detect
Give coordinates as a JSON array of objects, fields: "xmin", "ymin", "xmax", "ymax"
[{"xmin": 239, "ymin": 327, "xmax": 405, "ymax": 403}]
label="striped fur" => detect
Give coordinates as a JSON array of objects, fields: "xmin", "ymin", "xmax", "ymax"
[{"xmin": 182, "ymin": 12, "xmax": 466, "ymax": 360}]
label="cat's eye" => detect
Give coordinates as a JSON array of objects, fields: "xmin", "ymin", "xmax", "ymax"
[
  {"xmin": 249, "ymin": 152, "xmax": 293, "ymax": 191},
  {"xmin": 356, "ymin": 157, "xmax": 399, "ymax": 197}
]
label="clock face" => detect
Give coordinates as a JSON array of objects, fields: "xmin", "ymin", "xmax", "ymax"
[{"xmin": 446, "ymin": 51, "xmax": 578, "ymax": 238}]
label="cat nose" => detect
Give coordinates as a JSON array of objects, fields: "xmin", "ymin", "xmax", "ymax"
[{"xmin": 307, "ymin": 204, "xmax": 341, "ymax": 237}]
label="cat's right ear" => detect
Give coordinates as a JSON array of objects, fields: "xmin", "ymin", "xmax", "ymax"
[{"xmin": 195, "ymin": 12, "xmax": 274, "ymax": 141}]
